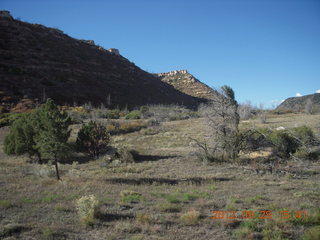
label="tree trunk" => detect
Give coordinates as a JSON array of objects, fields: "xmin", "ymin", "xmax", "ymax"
[{"xmin": 54, "ymin": 156, "xmax": 60, "ymax": 180}]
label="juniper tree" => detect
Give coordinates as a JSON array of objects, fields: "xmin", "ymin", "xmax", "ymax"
[
  {"xmin": 3, "ymin": 112, "xmax": 41, "ymax": 162},
  {"xmin": 76, "ymin": 121, "xmax": 110, "ymax": 158}
]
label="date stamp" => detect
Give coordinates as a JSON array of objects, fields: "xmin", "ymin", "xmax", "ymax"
[{"xmin": 211, "ymin": 210, "xmax": 308, "ymax": 220}]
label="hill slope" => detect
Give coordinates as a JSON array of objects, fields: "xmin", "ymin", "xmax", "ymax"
[
  {"xmin": 155, "ymin": 70, "xmax": 218, "ymax": 100},
  {"xmin": 276, "ymin": 93, "xmax": 320, "ymax": 113},
  {"xmin": 0, "ymin": 11, "xmax": 209, "ymax": 111}
]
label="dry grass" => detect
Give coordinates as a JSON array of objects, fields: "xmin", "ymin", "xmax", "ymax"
[{"xmin": 0, "ymin": 113, "xmax": 319, "ymax": 239}]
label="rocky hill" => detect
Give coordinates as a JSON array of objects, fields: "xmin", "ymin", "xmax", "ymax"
[
  {"xmin": 276, "ymin": 93, "xmax": 320, "ymax": 113},
  {"xmin": 0, "ymin": 11, "xmax": 211, "ymax": 111},
  {"xmin": 155, "ymin": 70, "xmax": 218, "ymax": 100}
]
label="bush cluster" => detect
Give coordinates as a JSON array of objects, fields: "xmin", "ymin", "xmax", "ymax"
[
  {"xmin": 76, "ymin": 121, "xmax": 110, "ymax": 158},
  {"xmin": 240, "ymin": 126, "xmax": 319, "ymax": 160}
]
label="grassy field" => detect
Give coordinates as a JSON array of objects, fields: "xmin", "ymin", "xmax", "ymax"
[{"xmin": 0, "ymin": 113, "xmax": 319, "ymax": 240}]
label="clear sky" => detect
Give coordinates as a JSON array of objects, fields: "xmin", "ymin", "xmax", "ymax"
[{"xmin": 2, "ymin": 0, "xmax": 320, "ymax": 108}]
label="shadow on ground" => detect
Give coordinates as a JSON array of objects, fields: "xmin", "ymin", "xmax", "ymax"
[{"xmin": 105, "ymin": 176, "xmax": 234, "ymax": 185}]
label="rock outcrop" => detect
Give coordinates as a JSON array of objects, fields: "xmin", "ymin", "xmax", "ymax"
[{"xmin": 155, "ymin": 70, "xmax": 218, "ymax": 100}]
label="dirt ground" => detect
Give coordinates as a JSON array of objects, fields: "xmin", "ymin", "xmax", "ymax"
[{"xmin": 0, "ymin": 114, "xmax": 319, "ymax": 240}]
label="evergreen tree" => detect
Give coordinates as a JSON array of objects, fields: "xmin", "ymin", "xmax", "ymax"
[
  {"xmin": 3, "ymin": 99, "xmax": 71, "ymax": 180},
  {"xmin": 3, "ymin": 113, "xmax": 41, "ymax": 161},
  {"xmin": 34, "ymin": 99, "xmax": 71, "ymax": 180}
]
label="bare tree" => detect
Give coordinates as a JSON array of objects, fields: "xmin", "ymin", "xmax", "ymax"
[
  {"xmin": 197, "ymin": 86, "xmax": 239, "ymax": 162},
  {"xmin": 305, "ymin": 98, "xmax": 313, "ymax": 114},
  {"xmin": 238, "ymin": 101, "xmax": 255, "ymax": 120}
]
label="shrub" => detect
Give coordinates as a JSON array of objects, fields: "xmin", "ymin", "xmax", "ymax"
[
  {"xmin": 3, "ymin": 112, "xmax": 38, "ymax": 158},
  {"xmin": 75, "ymin": 195, "xmax": 99, "ymax": 226},
  {"xmin": 239, "ymin": 129, "xmax": 271, "ymax": 152},
  {"xmin": 268, "ymin": 130, "xmax": 300, "ymax": 158},
  {"xmin": 125, "ymin": 110, "xmax": 141, "ymax": 119},
  {"xmin": 292, "ymin": 126, "xmax": 316, "ymax": 146},
  {"xmin": 106, "ymin": 121, "xmax": 148, "ymax": 135},
  {"xmin": 68, "ymin": 111, "xmax": 90, "ymax": 124},
  {"xmin": 117, "ymin": 148, "xmax": 136, "ymax": 163},
  {"xmin": 105, "ymin": 109, "xmax": 121, "ymax": 119},
  {"xmin": 180, "ymin": 209, "xmax": 200, "ymax": 225},
  {"xmin": 76, "ymin": 121, "xmax": 110, "ymax": 157}
]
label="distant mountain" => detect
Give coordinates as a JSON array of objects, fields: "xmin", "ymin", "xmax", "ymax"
[
  {"xmin": 276, "ymin": 93, "xmax": 320, "ymax": 113},
  {"xmin": 0, "ymin": 10, "xmax": 211, "ymax": 111},
  {"xmin": 155, "ymin": 70, "xmax": 219, "ymax": 100}
]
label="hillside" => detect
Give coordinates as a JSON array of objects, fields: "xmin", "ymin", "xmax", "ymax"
[
  {"xmin": 155, "ymin": 70, "xmax": 218, "ymax": 100},
  {"xmin": 276, "ymin": 93, "xmax": 320, "ymax": 113},
  {"xmin": 0, "ymin": 11, "xmax": 210, "ymax": 111}
]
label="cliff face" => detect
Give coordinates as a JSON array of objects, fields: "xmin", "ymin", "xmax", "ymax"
[
  {"xmin": 155, "ymin": 70, "xmax": 218, "ymax": 100},
  {"xmin": 0, "ymin": 12, "xmax": 207, "ymax": 111},
  {"xmin": 276, "ymin": 93, "xmax": 320, "ymax": 113}
]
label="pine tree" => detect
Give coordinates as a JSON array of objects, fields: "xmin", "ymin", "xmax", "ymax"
[{"xmin": 34, "ymin": 99, "xmax": 71, "ymax": 180}]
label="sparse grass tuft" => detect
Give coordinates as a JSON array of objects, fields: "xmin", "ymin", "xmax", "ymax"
[
  {"xmin": 41, "ymin": 193, "xmax": 62, "ymax": 203},
  {"xmin": 290, "ymin": 208, "xmax": 320, "ymax": 226},
  {"xmin": 120, "ymin": 190, "xmax": 142, "ymax": 203},
  {"xmin": 180, "ymin": 209, "xmax": 200, "ymax": 225},
  {"xmin": 0, "ymin": 199, "xmax": 12, "ymax": 209},
  {"xmin": 157, "ymin": 203, "xmax": 181, "ymax": 213},
  {"xmin": 163, "ymin": 191, "xmax": 208, "ymax": 204},
  {"xmin": 75, "ymin": 195, "xmax": 100, "ymax": 226},
  {"xmin": 136, "ymin": 212, "xmax": 152, "ymax": 225},
  {"xmin": 303, "ymin": 225, "xmax": 320, "ymax": 240}
]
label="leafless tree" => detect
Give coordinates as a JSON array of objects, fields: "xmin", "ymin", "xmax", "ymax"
[
  {"xmin": 238, "ymin": 101, "xmax": 255, "ymax": 120},
  {"xmin": 305, "ymin": 98, "xmax": 313, "ymax": 114},
  {"xmin": 196, "ymin": 86, "xmax": 240, "ymax": 162}
]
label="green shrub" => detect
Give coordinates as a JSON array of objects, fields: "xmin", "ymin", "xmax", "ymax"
[
  {"xmin": 105, "ymin": 109, "xmax": 121, "ymax": 119},
  {"xmin": 125, "ymin": 110, "xmax": 141, "ymax": 119},
  {"xmin": 0, "ymin": 113, "xmax": 22, "ymax": 127},
  {"xmin": 76, "ymin": 121, "xmax": 110, "ymax": 157},
  {"xmin": 268, "ymin": 130, "xmax": 300, "ymax": 158},
  {"xmin": 292, "ymin": 126, "xmax": 316, "ymax": 145}
]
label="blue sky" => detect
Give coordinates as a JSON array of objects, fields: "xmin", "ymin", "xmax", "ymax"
[{"xmin": 2, "ymin": 0, "xmax": 320, "ymax": 108}]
